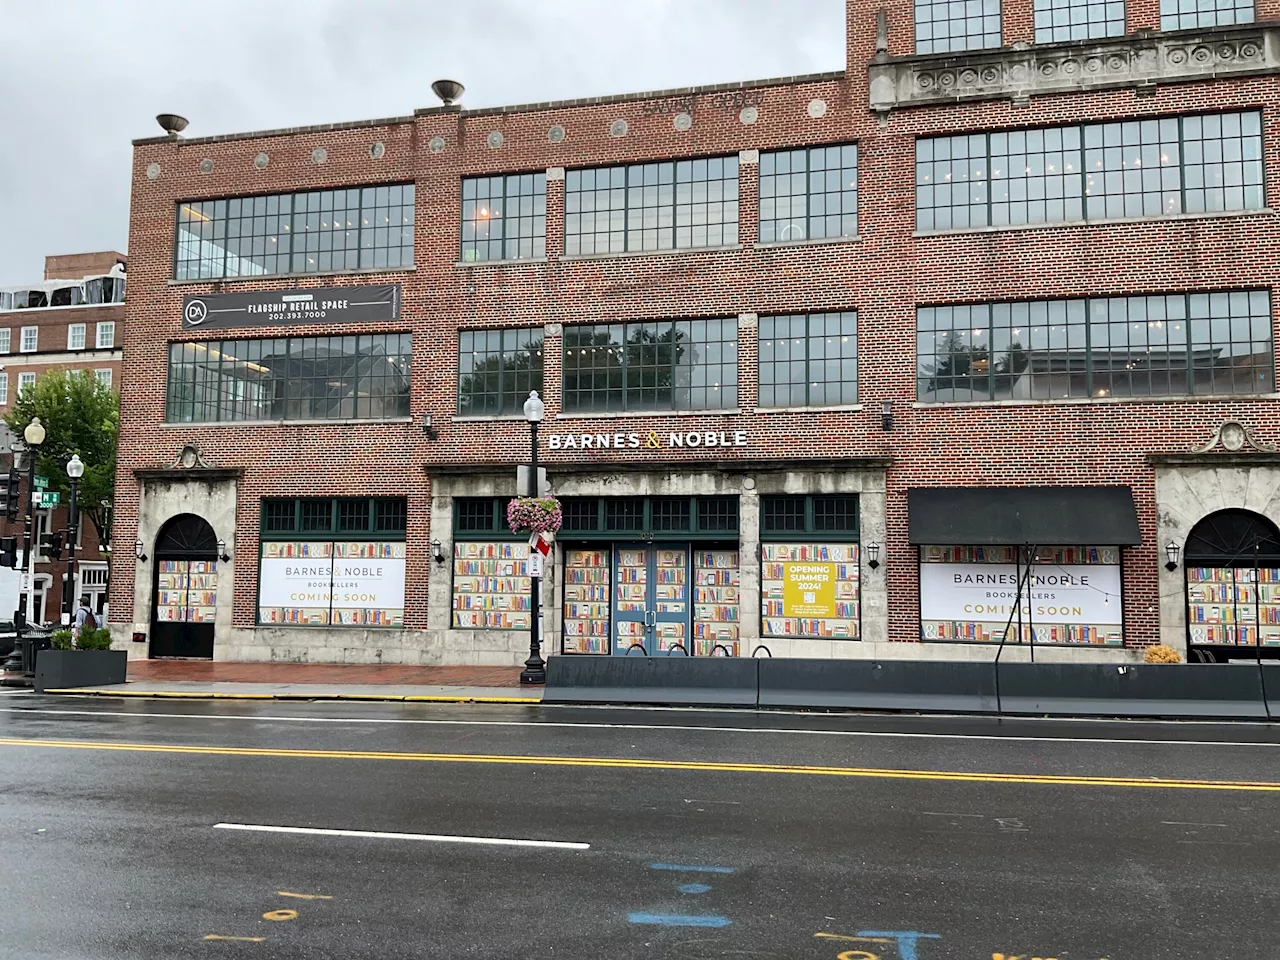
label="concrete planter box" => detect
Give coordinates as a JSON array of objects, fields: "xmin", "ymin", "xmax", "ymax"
[
  {"xmin": 997, "ymin": 662, "xmax": 1269, "ymax": 719},
  {"xmin": 34, "ymin": 650, "xmax": 128, "ymax": 694},
  {"xmin": 544, "ymin": 655, "xmax": 758, "ymax": 706},
  {"xmin": 759, "ymin": 659, "xmax": 998, "ymax": 712}
]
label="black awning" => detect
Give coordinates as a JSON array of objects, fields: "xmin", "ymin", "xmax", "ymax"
[{"xmin": 908, "ymin": 486, "xmax": 1141, "ymax": 546}]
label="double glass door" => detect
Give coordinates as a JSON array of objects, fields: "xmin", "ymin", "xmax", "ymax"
[{"xmin": 613, "ymin": 544, "xmax": 690, "ymax": 656}]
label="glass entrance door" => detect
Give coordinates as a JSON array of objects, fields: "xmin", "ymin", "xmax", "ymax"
[{"xmin": 612, "ymin": 544, "xmax": 690, "ymax": 655}]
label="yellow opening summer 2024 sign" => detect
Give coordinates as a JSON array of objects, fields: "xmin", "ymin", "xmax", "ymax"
[{"xmin": 781, "ymin": 562, "xmax": 837, "ymax": 618}]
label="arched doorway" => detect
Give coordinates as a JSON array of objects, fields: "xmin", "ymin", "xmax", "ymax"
[
  {"xmin": 150, "ymin": 514, "xmax": 219, "ymax": 659},
  {"xmin": 1184, "ymin": 509, "xmax": 1280, "ymax": 662}
]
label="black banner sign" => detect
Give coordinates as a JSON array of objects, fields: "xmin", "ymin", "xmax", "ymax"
[{"xmin": 181, "ymin": 284, "xmax": 401, "ymax": 330}]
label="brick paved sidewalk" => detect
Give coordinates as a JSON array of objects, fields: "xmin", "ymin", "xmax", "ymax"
[{"xmin": 127, "ymin": 660, "xmax": 528, "ymax": 688}]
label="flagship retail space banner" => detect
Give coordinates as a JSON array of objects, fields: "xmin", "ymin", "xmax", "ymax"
[
  {"xmin": 919, "ymin": 562, "xmax": 1121, "ymax": 625},
  {"xmin": 182, "ymin": 284, "xmax": 401, "ymax": 330}
]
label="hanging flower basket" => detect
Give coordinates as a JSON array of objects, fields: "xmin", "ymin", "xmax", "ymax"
[{"xmin": 507, "ymin": 496, "xmax": 562, "ymax": 537}]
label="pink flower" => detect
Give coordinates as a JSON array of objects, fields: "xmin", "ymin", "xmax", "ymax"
[{"xmin": 507, "ymin": 497, "xmax": 563, "ymax": 535}]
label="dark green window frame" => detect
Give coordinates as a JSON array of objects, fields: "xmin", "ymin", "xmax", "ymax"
[
  {"xmin": 457, "ymin": 327, "xmax": 545, "ymax": 416},
  {"xmin": 760, "ymin": 495, "xmax": 859, "ymax": 542},
  {"xmin": 453, "ymin": 497, "xmax": 523, "ymax": 540},
  {"xmin": 259, "ymin": 497, "xmax": 408, "ymax": 540},
  {"xmin": 560, "ymin": 496, "xmax": 739, "ymax": 540}
]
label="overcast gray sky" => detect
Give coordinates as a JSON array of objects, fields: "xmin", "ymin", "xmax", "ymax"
[{"xmin": 0, "ymin": 0, "xmax": 844, "ymax": 285}]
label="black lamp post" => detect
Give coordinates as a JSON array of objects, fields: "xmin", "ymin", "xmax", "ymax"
[
  {"xmin": 62, "ymin": 454, "xmax": 84, "ymax": 627},
  {"xmin": 519, "ymin": 390, "xmax": 546, "ymax": 685}
]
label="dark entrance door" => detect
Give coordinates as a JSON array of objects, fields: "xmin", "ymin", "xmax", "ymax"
[
  {"xmin": 150, "ymin": 514, "xmax": 219, "ymax": 659},
  {"xmin": 1184, "ymin": 509, "xmax": 1280, "ymax": 661}
]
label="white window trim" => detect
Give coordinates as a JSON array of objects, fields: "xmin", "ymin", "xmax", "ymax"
[
  {"xmin": 20, "ymin": 326, "xmax": 38, "ymax": 353},
  {"xmin": 18, "ymin": 372, "xmax": 36, "ymax": 396},
  {"xmin": 0, "ymin": 329, "xmax": 11, "ymax": 354},
  {"xmin": 67, "ymin": 323, "xmax": 86, "ymax": 351},
  {"xmin": 95, "ymin": 368, "xmax": 112, "ymax": 389},
  {"xmin": 0, "ymin": 372, "xmax": 8, "ymax": 406},
  {"xmin": 95, "ymin": 321, "xmax": 115, "ymax": 349}
]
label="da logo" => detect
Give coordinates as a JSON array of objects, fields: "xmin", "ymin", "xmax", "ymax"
[{"xmin": 184, "ymin": 299, "xmax": 209, "ymax": 326}]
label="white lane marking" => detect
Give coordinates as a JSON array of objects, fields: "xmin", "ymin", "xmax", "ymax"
[
  {"xmin": 213, "ymin": 822, "xmax": 589, "ymax": 850},
  {"xmin": 921, "ymin": 811, "xmax": 985, "ymax": 818},
  {"xmin": 6, "ymin": 706, "xmax": 1280, "ymax": 749},
  {"xmin": 1162, "ymin": 820, "xmax": 1230, "ymax": 827}
]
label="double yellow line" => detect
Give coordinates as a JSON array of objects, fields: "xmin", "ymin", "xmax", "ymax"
[{"xmin": 1, "ymin": 735, "xmax": 1278, "ymax": 792}]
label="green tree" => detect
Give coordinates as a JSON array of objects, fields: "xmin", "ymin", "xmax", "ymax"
[{"xmin": 5, "ymin": 370, "xmax": 118, "ymax": 544}]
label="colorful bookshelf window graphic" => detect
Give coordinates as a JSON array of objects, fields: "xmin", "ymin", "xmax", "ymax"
[
  {"xmin": 694, "ymin": 549, "xmax": 740, "ymax": 655},
  {"xmin": 157, "ymin": 559, "xmax": 217, "ymax": 624},
  {"xmin": 762, "ymin": 542, "xmax": 860, "ymax": 640},
  {"xmin": 452, "ymin": 541, "xmax": 532, "ymax": 630},
  {"xmin": 563, "ymin": 548, "xmax": 610, "ymax": 654},
  {"xmin": 1187, "ymin": 566, "xmax": 1280, "ymax": 647},
  {"xmin": 919, "ymin": 544, "xmax": 1122, "ymax": 645}
]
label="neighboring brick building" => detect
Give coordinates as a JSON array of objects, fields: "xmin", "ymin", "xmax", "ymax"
[
  {"xmin": 113, "ymin": 0, "xmax": 1280, "ymax": 666},
  {"xmin": 0, "ymin": 252, "xmax": 126, "ymax": 624}
]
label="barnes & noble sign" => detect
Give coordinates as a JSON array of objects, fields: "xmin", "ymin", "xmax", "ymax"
[{"xmin": 547, "ymin": 430, "xmax": 748, "ymax": 451}]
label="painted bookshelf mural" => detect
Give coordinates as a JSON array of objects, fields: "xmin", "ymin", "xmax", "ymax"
[
  {"xmin": 156, "ymin": 559, "xmax": 217, "ymax": 624},
  {"xmin": 762, "ymin": 543, "xmax": 860, "ymax": 640},
  {"xmin": 694, "ymin": 549, "xmax": 740, "ymax": 655},
  {"xmin": 653, "ymin": 547, "xmax": 689, "ymax": 654},
  {"xmin": 614, "ymin": 546, "xmax": 650, "ymax": 654},
  {"xmin": 452, "ymin": 541, "xmax": 532, "ymax": 630},
  {"xmin": 259, "ymin": 540, "xmax": 405, "ymax": 626},
  {"xmin": 919, "ymin": 545, "xmax": 1122, "ymax": 645},
  {"xmin": 563, "ymin": 548, "xmax": 610, "ymax": 654},
  {"xmin": 1187, "ymin": 566, "xmax": 1280, "ymax": 647}
]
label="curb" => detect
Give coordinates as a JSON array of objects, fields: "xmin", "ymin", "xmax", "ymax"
[{"xmin": 42, "ymin": 688, "xmax": 543, "ymax": 704}]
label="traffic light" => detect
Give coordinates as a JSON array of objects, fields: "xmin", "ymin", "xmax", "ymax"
[
  {"xmin": 2, "ymin": 469, "xmax": 18, "ymax": 522},
  {"xmin": 0, "ymin": 537, "xmax": 15, "ymax": 568},
  {"xmin": 39, "ymin": 531, "xmax": 63, "ymax": 561}
]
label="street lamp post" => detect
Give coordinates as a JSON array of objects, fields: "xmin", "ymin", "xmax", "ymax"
[
  {"xmin": 519, "ymin": 390, "xmax": 546, "ymax": 685},
  {"xmin": 20, "ymin": 418, "xmax": 45, "ymax": 629},
  {"xmin": 62, "ymin": 454, "xmax": 84, "ymax": 627}
]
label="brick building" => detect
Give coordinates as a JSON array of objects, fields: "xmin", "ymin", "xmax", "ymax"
[
  {"xmin": 113, "ymin": 0, "xmax": 1280, "ymax": 666},
  {"xmin": 0, "ymin": 251, "xmax": 126, "ymax": 624}
]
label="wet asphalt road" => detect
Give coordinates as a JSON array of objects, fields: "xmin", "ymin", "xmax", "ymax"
[{"xmin": 0, "ymin": 691, "xmax": 1278, "ymax": 960}]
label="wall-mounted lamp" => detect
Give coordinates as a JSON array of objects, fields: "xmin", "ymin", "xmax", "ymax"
[
  {"xmin": 217, "ymin": 538, "xmax": 232, "ymax": 563},
  {"xmin": 134, "ymin": 539, "xmax": 147, "ymax": 562},
  {"xmin": 881, "ymin": 399, "xmax": 893, "ymax": 432},
  {"xmin": 866, "ymin": 541, "xmax": 881, "ymax": 570},
  {"xmin": 431, "ymin": 538, "xmax": 446, "ymax": 564},
  {"xmin": 1165, "ymin": 540, "xmax": 1180, "ymax": 572},
  {"xmin": 422, "ymin": 413, "xmax": 439, "ymax": 440}
]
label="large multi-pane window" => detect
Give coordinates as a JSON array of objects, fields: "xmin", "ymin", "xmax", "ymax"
[
  {"xmin": 915, "ymin": 0, "xmax": 1002, "ymax": 52},
  {"xmin": 916, "ymin": 111, "xmax": 1263, "ymax": 231},
  {"xmin": 1034, "ymin": 0, "xmax": 1125, "ymax": 41},
  {"xmin": 758, "ymin": 312, "xmax": 858, "ymax": 408},
  {"xmin": 459, "ymin": 173, "xmax": 547, "ymax": 262},
  {"xmin": 759, "ymin": 145, "xmax": 858, "ymax": 244},
  {"xmin": 564, "ymin": 156, "xmax": 740, "ymax": 256},
  {"xmin": 174, "ymin": 185, "xmax": 415, "ymax": 280},
  {"xmin": 562, "ymin": 319, "xmax": 738, "ymax": 412},
  {"xmin": 457, "ymin": 327, "xmax": 544, "ymax": 415},
  {"xmin": 917, "ymin": 291, "xmax": 1273, "ymax": 402},
  {"xmin": 1160, "ymin": 0, "xmax": 1252, "ymax": 28},
  {"xmin": 166, "ymin": 333, "xmax": 412, "ymax": 423}
]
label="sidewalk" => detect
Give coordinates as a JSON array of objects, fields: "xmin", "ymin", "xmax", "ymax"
[{"xmin": 41, "ymin": 660, "xmax": 543, "ymax": 703}]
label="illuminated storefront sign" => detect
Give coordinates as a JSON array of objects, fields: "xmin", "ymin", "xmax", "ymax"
[{"xmin": 546, "ymin": 430, "xmax": 747, "ymax": 451}]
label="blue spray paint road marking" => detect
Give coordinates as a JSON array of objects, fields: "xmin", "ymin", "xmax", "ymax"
[
  {"xmin": 679, "ymin": 883, "xmax": 713, "ymax": 894},
  {"xmin": 648, "ymin": 863, "xmax": 735, "ymax": 874},
  {"xmin": 856, "ymin": 931, "xmax": 942, "ymax": 960},
  {"xmin": 628, "ymin": 913, "xmax": 732, "ymax": 927}
]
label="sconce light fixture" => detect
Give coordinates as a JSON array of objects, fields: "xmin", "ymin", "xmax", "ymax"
[
  {"xmin": 431, "ymin": 538, "xmax": 446, "ymax": 564},
  {"xmin": 1165, "ymin": 540, "xmax": 1180, "ymax": 572},
  {"xmin": 422, "ymin": 412, "xmax": 439, "ymax": 440},
  {"xmin": 866, "ymin": 541, "xmax": 881, "ymax": 570},
  {"xmin": 217, "ymin": 539, "xmax": 232, "ymax": 563},
  {"xmin": 881, "ymin": 399, "xmax": 893, "ymax": 432},
  {"xmin": 134, "ymin": 539, "xmax": 147, "ymax": 562}
]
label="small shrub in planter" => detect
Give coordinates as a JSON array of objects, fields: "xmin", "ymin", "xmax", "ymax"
[
  {"xmin": 51, "ymin": 629, "xmax": 74, "ymax": 650},
  {"xmin": 1144, "ymin": 644, "xmax": 1183, "ymax": 664},
  {"xmin": 51, "ymin": 627, "xmax": 113, "ymax": 651}
]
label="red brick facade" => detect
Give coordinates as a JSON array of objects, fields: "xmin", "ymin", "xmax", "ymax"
[{"xmin": 113, "ymin": 0, "xmax": 1280, "ymax": 661}]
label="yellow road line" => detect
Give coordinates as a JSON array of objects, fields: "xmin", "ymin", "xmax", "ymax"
[
  {"xmin": 43, "ymin": 688, "xmax": 540, "ymax": 704},
  {"xmin": 277, "ymin": 891, "xmax": 332, "ymax": 900},
  {"xmin": 202, "ymin": 934, "xmax": 264, "ymax": 942},
  {"xmin": 0, "ymin": 735, "xmax": 1277, "ymax": 792}
]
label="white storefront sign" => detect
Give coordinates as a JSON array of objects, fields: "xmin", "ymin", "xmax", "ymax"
[
  {"xmin": 919, "ymin": 562, "xmax": 1122, "ymax": 624},
  {"xmin": 259, "ymin": 555, "xmax": 405, "ymax": 611},
  {"xmin": 546, "ymin": 430, "xmax": 747, "ymax": 451}
]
